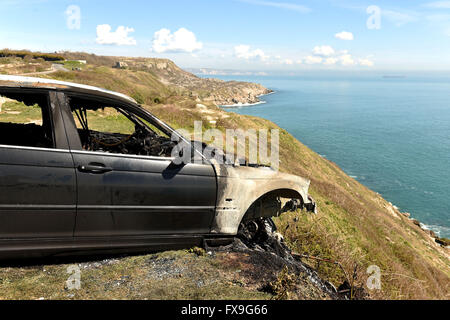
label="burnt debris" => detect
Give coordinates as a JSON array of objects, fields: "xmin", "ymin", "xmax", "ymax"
[
  {"xmin": 206, "ymin": 218, "xmax": 350, "ymax": 300},
  {"xmin": 80, "ymin": 129, "xmax": 175, "ymax": 157},
  {"xmin": 70, "ymin": 101, "xmax": 176, "ymax": 157}
]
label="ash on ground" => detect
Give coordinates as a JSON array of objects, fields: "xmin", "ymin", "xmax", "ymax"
[{"xmin": 206, "ymin": 218, "xmax": 367, "ymax": 300}]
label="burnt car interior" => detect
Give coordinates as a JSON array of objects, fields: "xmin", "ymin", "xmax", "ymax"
[
  {"xmin": 0, "ymin": 91, "xmax": 54, "ymax": 149},
  {"xmin": 68, "ymin": 96, "xmax": 176, "ymax": 157}
]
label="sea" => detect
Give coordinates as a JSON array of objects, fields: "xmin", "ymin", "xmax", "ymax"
[{"xmin": 205, "ymin": 72, "xmax": 450, "ymax": 238}]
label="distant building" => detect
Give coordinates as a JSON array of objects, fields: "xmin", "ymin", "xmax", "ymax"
[{"xmin": 114, "ymin": 61, "xmax": 128, "ymax": 69}]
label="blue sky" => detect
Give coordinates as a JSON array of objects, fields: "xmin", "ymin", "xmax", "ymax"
[{"xmin": 1, "ymin": 0, "xmax": 450, "ymax": 71}]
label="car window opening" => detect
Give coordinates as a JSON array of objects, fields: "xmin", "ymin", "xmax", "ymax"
[
  {"xmin": 69, "ymin": 97, "xmax": 175, "ymax": 157},
  {"xmin": 0, "ymin": 91, "xmax": 54, "ymax": 149}
]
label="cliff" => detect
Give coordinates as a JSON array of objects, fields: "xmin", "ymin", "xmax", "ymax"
[
  {"xmin": 0, "ymin": 52, "xmax": 448, "ymax": 300},
  {"xmin": 55, "ymin": 52, "xmax": 271, "ymax": 105}
]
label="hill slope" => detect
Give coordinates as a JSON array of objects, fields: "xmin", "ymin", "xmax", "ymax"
[
  {"xmin": 55, "ymin": 52, "xmax": 272, "ymax": 105},
  {"xmin": 0, "ymin": 53, "xmax": 448, "ymax": 300}
]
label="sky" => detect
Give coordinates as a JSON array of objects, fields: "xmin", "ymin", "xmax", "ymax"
[{"xmin": 1, "ymin": 0, "xmax": 450, "ymax": 72}]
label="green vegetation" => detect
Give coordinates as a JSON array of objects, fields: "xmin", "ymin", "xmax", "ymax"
[
  {"xmin": 0, "ymin": 49, "xmax": 65, "ymax": 62},
  {"xmin": 72, "ymin": 108, "xmax": 135, "ymax": 135},
  {"xmin": 136, "ymin": 69, "xmax": 450, "ymax": 300},
  {"xmin": 55, "ymin": 60, "xmax": 85, "ymax": 70},
  {"xmin": 0, "ymin": 251, "xmax": 272, "ymax": 300},
  {"xmin": 0, "ymin": 52, "xmax": 448, "ymax": 300},
  {"xmin": 47, "ymin": 65, "xmax": 177, "ymax": 106},
  {"xmin": 0, "ymin": 55, "xmax": 52, "ymax": 75},
  {"xmin": 0, "ymin": 101, "xmax": 42, "ymax": 124},
  {"xmin": 265, "ymin": 266, "xmax": 297, "ymax": 300}
]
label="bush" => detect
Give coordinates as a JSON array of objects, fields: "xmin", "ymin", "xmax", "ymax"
[
  {"xmin": 153, "ymin": 97, "xmax": 161, "ymax": 104},
  {"xmin": 264, "ymin": 266, "xmax": 296, "ymax": 300},
  {"xmin": 0, "ymin": 49, "xmax": 65, "ymax": 62},
  {"xmin": 131, "ymin": 91, "xmax": 145, "ymax": 104}
]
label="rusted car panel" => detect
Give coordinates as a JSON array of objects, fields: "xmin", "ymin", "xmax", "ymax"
[
  {"xmin": 0, "ymin": 75, "xmax": 315, "ymax": 259},
  {"xmin": 211, "ymin": 162, "xmax": 314, "ymax": 234}
]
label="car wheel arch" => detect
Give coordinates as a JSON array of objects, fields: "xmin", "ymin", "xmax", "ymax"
[
  {"xmin": 212, "ymin": 182, "xmax": 307, "ymax": 235},
  {"xmin": 240, "ymin": 188, "xmax": 305, "ymax": 223}
]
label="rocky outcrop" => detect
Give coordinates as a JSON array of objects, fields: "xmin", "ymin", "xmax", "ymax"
[
  {"xmin": 57, "ymin": 53, "xmax": 273, "ymax": 105},
  {"xmin": 113, "ymin": 61, "xmax": 128, "ymax": 69},
  {"xmin": 408, "ymin": 216, "xmax": 449, "ymax": 248},
  {"xmin": 200, "ymin": 81, "xmax": 272, "ymax": 106},
  {"xmin": 137, "ymin": 59, "xmax": 272, "ymax": 105},
  {"xmin": 109, "ymin": 58, "xmax": 272, "ymax": 105}
]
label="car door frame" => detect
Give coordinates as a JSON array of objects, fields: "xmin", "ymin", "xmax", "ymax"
[
  {"xmin": 0, "ymin": 88, "xmax": 78, "ymax": 258},
  {"xmin": 56, "ymin": 91, "xmax": 218, "ymax": 240}
]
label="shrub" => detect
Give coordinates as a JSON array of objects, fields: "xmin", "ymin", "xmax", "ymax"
[
  {"xmin": 0, "ymin": 49, "xmax": 65, "ymax": 62},
  {"xmin": 265, "ymin": 266, "xmax": 297, "ymax": 300},
  {"xmin": 131, "ymin": 91, "xmax": 145, "ymax": 104}
]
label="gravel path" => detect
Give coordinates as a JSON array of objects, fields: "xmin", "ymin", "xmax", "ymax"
[{"xmin": 17, "ymin": 63, "xmax": 68, "ymax": 76}]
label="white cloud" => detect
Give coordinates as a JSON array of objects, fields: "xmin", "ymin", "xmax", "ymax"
[
  {"xmin": 339, "ymin": 54, "xmax": 355, "ymax": 66},
  {"xmin": 248, "ymin": 45, "xmax": 374, "ymax": 68},
  {"xmin": 152, "ymin": 28, "xmax": 203, "ymax": 53},
  {"xmin": 304, "ymin": 56, "xmax": 323, "ymax": 64},
  {"xmin": 305, "ymin": 46, "xmax": 374, "ymax": 67},
  {"xmin": 424, "ymin": 1, "xmax": 450, "ymax": 8},
  {"xmin": 96, "ymin": 24, "xmax": 136, "ymax": 45},
  {"xmin": 335, "ymin": 31, "xmax": 354, "ymax": 40},
  {"xmin": 234, "ymin": 45, "xmax": 269, "ymax": 61},
  {"xmin": 239, "ymin": 0, "xmax": 310, "ymax": 13},
  {"xmin": 359, "ymin": 58, "xmax": 374, "ymax": 67},
  {"xmin": 323, "ymin": 57, "xmax": 338, "ymax": 65},
  {"xmin": 312, "ymin": 45, "xmax": 335, "ymax": 57}
]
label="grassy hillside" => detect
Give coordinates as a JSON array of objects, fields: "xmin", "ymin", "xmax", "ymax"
[
  {"xmin": 56, "ymin": 52, "xmax": 271, "ymax": 105},
  {"xmin": 0, "ymin": 54, "xmax": 448, "ymax": 299},
  {"xmin": 0, "ymin": 56, "xmax": 52, "ymax": 75},
  {"xmin": 147, "ymin": 94, "xmax": 450, "ymax": 300}
]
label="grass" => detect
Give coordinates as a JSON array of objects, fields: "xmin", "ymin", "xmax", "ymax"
[
  {"xmin": 145, "ymin": 94, "xmax": 450, "ymax": 300},
  {"xmin": 0, "ymin": 52, "xmax": 448, "ymax": 299},
  {"xmin": 72, "ymin": 108, "xmax": 136, "ymax": 135},
  {"xmin": 0, "ymin": 251, "xmax": 272, "ymax": 300},
  {"xmin": 48, "ymin": 63, "xmax": 449, "ymax": 299},
  {"xmin": 0, "ymin": 101, "xmax": 42, "ymax": 123},
  {"xmin": 47, "ymin": 66, "xmax": 178, "ymax": 106},
  {"xmin": 0, "ymin": 56, "xmax": 52, "ymax": 75},
  {"xmin": 55, "ymin": 60, "xmax": 85, "ymax": 70},
  {"xmin": 0, "ymin": 49, "xmax": 65, "ymax": 62}
]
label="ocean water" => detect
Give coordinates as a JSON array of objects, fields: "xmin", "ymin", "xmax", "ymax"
[{"xmin": 212, "ymin": 73, "xmax": 450, "ymax": 238}]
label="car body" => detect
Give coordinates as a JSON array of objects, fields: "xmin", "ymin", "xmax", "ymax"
[{"xmin": 0, "ymin": 75, "xmax": 315, "ymax": 260}]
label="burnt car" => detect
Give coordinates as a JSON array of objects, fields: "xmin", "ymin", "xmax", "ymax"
[{"xmin": 0, "ymin": 75, "xmax": 315, "ymax": 259}]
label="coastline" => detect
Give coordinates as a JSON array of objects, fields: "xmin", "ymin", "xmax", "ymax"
[
  {"xmin": 220, "ymin": 90, "xmax": 275, "ymax": 108},
  {"xmin": 1, "ymin": 51, "xmax": 448, "ymax": 299},
  {"xmin": 220, "ymin": 100, "xmax": 267, "ymax": 108},
  {"xmin": 225, "ymin": 87, "xmax": 450, "ymax": 243},
  {"xmin": 257, "ymin": 90, "xmax": 276, "ymax": 98}
]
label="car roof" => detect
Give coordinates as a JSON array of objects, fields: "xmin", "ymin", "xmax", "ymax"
[{"xmin": 0, "ymin": 75, "xmax": 137, "ymax": 105}]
